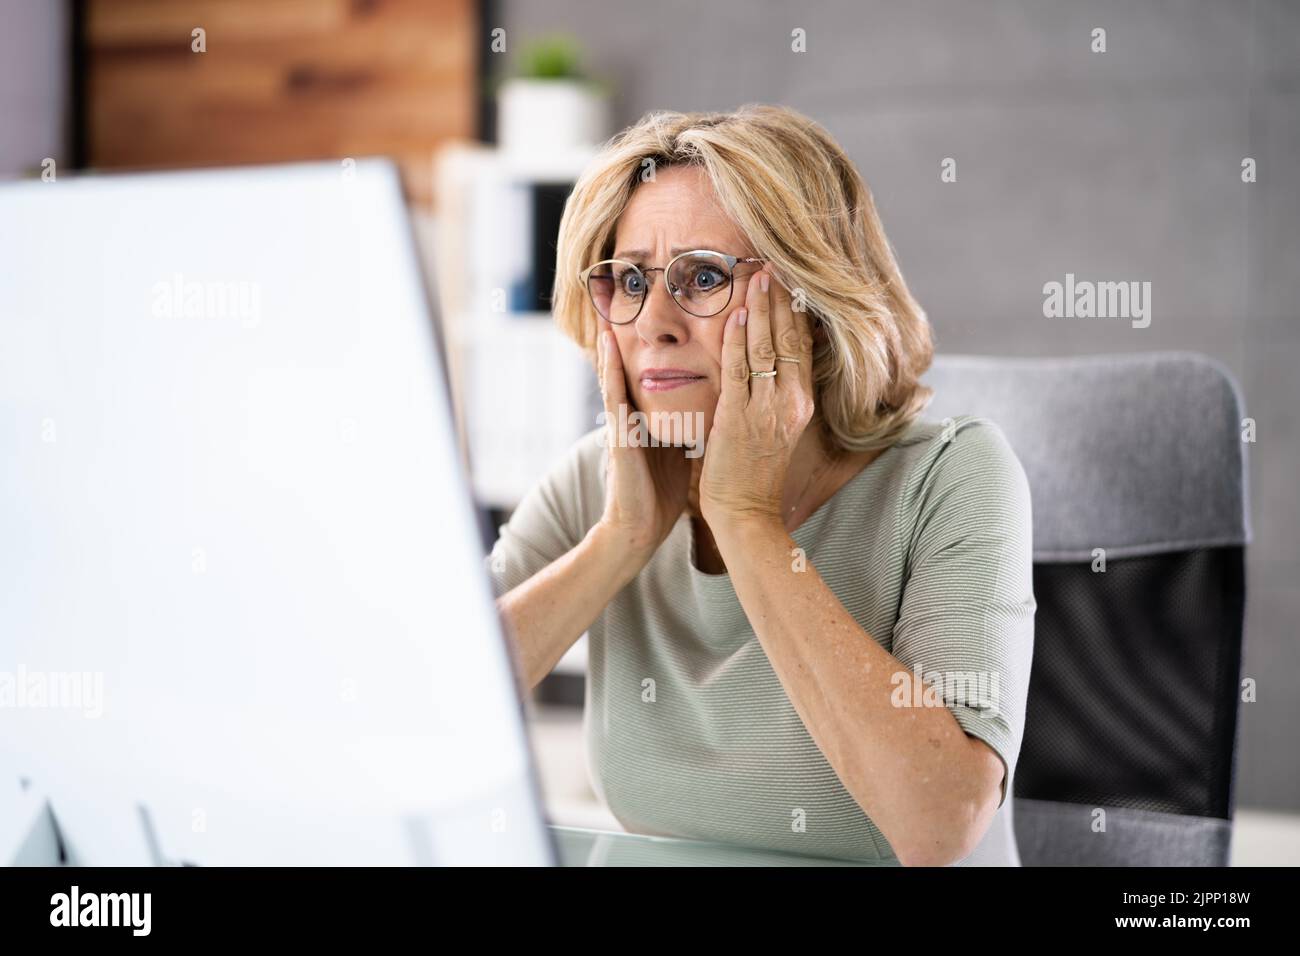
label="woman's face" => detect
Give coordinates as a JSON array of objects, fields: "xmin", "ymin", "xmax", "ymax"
[{"xmin": 606, "ymin": 164, "xmax": 761, "ymax": 445}]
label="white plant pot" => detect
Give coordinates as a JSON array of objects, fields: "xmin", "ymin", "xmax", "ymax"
[{"xmin": 497, "ymin": 78, "xmax": 610, "ymax": 154}]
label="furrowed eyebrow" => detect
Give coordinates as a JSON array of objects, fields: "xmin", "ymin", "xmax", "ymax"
[{"xmin": 612, "ymin": 245, "xmax": 717, "ymax": 262}]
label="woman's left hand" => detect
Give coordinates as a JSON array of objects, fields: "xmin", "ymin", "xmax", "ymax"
[{"xmin": 699, "ymin": 263, "xmax": 817, "ymax": 537}]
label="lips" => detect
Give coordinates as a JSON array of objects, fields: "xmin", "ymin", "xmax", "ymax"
[{"xmin": 639, "ymin": 367, "xmax": 707, "ymax": 392}]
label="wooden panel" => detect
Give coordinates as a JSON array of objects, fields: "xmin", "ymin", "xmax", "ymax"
[{"xmin": 84, "ymin": 0, "xmax": 478, "ymax": 209}]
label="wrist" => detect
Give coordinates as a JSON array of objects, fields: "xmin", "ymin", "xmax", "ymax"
[
  {"xmin": 710, "ymin": 513, "xmax": 791, "ymax": 555},
  {"xmin": 587, "ymin": 520, "xmax": 657, "ymax": 584}
]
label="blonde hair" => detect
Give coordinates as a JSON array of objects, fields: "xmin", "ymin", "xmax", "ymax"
[{"xmin": 552, "ymin": 103, "xmax": 934, "ymax": 452}]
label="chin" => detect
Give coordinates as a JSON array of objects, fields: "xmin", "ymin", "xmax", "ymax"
[{"xmin": 633, "ymin": 388, "xmax": 715, "ymax": 450}]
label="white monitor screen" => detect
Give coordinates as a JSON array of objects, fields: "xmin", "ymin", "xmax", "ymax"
[{"xmin": 0, "ymin": 160, "xmax": 554, "ymax": 865}]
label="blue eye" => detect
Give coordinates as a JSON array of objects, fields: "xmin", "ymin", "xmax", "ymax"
[
  {"xmin": 694, "ymin": 267, "xmax": 723, "ymax": 290},
  {"xmin": 685, "ymin": 263, "xmax": 726, "ymax": 292},
  {"xmin": 616, "ymin": 268, "xmax": 645, "ymax": 296}
]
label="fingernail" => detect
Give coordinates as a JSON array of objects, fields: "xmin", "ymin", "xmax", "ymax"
[
  {"xmin": 738, "ymin": 308, "xmax": 748, "ymax": 327},
  {"xmin": 760, "ymin": 273, "xmax": 770, "ymax": 293}
]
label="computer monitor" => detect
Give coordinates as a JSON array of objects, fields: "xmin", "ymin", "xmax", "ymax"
[{"xmin": 0, "ymin": 159, "xmax": 555, "ymax": 865}]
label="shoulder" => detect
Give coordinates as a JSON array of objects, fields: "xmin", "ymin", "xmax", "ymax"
[
  {"xmin": 890, "ymin": 414, "xmax": 1025, "ymax": 486},
  {"xmin": 537, "ymin": 425, "xmax": 607, "ymax": 533},
  {"xmin": 892, "ymin": 414, "xmax": 1032, "ymax": 535}
]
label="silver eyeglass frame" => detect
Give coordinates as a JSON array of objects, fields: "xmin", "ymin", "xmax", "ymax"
[{"xmin": 578, "ymin": 249, "xmax": 767, "ymax": 325}]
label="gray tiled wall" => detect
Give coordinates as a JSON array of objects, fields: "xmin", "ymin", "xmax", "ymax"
[{"xmin": 497, "ymin": 0, "xmax": 1300, "ymax": 810}]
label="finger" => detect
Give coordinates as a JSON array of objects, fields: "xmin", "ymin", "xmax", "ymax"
[
  {"xmin": 796, "ymin": 304, "xmax": 815, "ymax": 398},
  {"xmin": 720, "ymin": 306, "xmax": 750, "ymax": 407},
  {"xmin": 783, "ymin": 276, "xmax": 816, "ymax": 397},
  {"xmin": 768, "ymin": 269, "xmax": 802, "ymax": 390},
  {"xmin": 599, "ymin": 330, "xmax": 634, "ymax": 446},
  {"xmin": 596, "ymin": 331, "xmax": 612, "ymax": 443},
  {"xmin": 687, "ymin": 453, "xmax": 704, "ymax": 517},
  {"xmin": 745, "ymin": 265, "xmax": 777, "ymax": 379}
]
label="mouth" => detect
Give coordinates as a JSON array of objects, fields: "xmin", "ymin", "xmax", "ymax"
[{"xmin": 639, "ymin": 368, "xmax": 708, "ymax": 392}]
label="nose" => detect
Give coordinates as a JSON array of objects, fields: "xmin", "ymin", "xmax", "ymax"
[{"xmin": 633, "ymin": 270, "xmax": 690, "ymax": 346}]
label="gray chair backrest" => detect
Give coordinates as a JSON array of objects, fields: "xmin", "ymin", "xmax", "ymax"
[{"xmin": 921, "ymin": 351, "xmax": 1251, "ymax": 866}]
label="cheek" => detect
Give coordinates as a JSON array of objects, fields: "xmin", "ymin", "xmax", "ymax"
[{"xmin": 613, "ymin": 327, "xmax": 638, "ymax": 356}]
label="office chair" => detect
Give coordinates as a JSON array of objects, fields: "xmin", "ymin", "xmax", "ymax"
[{"xmin": 922, "ymin": 351, "xmax": 1251, "ymax": 866}]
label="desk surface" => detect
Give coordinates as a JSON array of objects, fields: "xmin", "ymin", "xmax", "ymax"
[{"xmin": 549, "ymin": 825, "xmax": 897, "ymax": 867}]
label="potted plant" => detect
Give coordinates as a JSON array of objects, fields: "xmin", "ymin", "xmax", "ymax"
[{"xmin": 495, "ymin": 33, "xmax": 611, "ymax": 153}]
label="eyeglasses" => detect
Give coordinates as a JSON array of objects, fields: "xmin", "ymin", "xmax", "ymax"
[{"xmin": 578, "ymin": 249, "xmax": 766, "ymax": 325}]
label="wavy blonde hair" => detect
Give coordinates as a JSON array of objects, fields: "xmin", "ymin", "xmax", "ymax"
[{"xmin": 552, "ymin": 103, "xmax": 934, "ymax": 452}]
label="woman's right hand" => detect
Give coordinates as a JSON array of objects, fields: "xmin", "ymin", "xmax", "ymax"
[{"xmin": 595, "ymin": 328, "xmax": 697, "ymax": 561}]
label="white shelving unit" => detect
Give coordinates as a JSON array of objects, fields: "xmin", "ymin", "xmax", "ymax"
[{"xmin": 432, "ymin": 142, "xmax": 601, "ymax": 511}]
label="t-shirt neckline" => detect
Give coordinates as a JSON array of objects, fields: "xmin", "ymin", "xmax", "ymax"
[{"xmin": 683, "ymin": 436, "xmax": 904, "ymax": 587}]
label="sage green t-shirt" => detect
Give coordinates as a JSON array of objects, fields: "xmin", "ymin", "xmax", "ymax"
[{"xmin": 487, "ymin": 413, "xmax": 1036, "ymax": 865}]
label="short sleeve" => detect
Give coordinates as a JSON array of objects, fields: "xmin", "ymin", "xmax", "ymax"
[
  {"xmin": 890, "ymin": 417, "xmax": 1036, "ymax": 810},
  {"xmin": 484, "ymin": 427, "xmax": 605, "ymax": 599}
]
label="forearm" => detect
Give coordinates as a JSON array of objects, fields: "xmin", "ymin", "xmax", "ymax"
[
  {"xmin": 714, "ymin": 519, "xmax": 998, "ymax": 866},
  {"xmin": 497, "ymin": 523, "xmax": 647, "ymax": 692}
]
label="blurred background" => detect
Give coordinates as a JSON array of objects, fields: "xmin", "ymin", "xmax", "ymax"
[{"xmin": 2, "ymin": 0, "xmax": 1296, "ymax": 862}]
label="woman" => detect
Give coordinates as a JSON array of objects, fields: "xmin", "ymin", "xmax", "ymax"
[{"xmin": 487, "ymin": 104, "xmax": 1036, "ymax": 866}]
